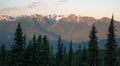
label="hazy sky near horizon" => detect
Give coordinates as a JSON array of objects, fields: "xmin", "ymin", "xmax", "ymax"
[{"xmin": 0, "ymin": 0, "xmax": 120, "ymax": 21}]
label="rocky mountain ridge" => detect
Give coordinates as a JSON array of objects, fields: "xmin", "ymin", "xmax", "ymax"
[{"xmin": 0, "ymin": 14, "xmax": 120, "ymax": 45}]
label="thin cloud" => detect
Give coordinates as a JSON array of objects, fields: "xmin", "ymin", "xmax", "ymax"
[
  {"xmin": 0, "ymin": 7, "xmax": 20, "ymax": 12},
  {"xmin": 0, "ymin": 1, "xmax": 43, "ymax": 12},
  {"xmin": 57, "ymin": 0, "xmax": 68, "ymax": 2},
  {"xmin": 24, "ymin": 2, "xmax": 43, "ymax": 8}
]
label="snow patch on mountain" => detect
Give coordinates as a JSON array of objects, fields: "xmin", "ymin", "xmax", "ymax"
[{"xmin": 0, "ymin": 15, "xmax": 15, "ymax": 21}]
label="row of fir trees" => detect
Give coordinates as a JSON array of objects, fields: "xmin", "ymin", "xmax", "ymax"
[{"xmin": 0, "ymin": 15, "xmax": 120, "ymax": 66}]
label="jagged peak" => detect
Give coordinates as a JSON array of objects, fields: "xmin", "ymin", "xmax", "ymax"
[{"xmin": 0, "ymin": 14, "xmax": 117, "ymax": 25}]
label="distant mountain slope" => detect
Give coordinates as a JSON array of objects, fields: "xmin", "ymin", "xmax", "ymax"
[{"xmin": 0, "ymin": 14, "xmax": 120, "ymax": 46}]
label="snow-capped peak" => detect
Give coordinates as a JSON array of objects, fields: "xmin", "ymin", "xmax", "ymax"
[{"xmin": 0, "ymin": 15, "xmax": 15, "ymax": 21}]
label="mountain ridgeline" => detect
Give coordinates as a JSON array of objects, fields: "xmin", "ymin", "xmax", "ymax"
[{"xmin": 0, "ymin": 14, "xmax": 120, "ymax": 47}]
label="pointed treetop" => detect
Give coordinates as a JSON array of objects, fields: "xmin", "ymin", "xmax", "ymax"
[
  {"xmin": 109, "ymin": 14, "xmax": 114, "ymax": 28},
  {"xmin": 32, "ymin": 34, "xmax": 36, "ymax": 43},
  {"xmin": 43, "ymin": 35, "xmax": 47, "ymax": 40},
  {"xmin": 70, "ymin": 40, "xmax": 73, "ymax": 49},
  {"xmin": 33, "ymin": 34, "xmax": 36, "ymax": 39},
  {"xmin": 78, "ymin": 44, "xmax": 81, "ymax": 49},
  {"xmin": 112, "ymin": 13, "xmax": 114, "ymax": 17},
  {"xmin": 70, "ymin": 40, "xmax": 72, "ymax": 44},
  {"xmin": 92, "ymin": 24, "xmax": 95, "ymax": 29},
  {"xmin": 37, "ymin": 35, "xmax": 42, "ymax": 42},
  {"xmin": 18, "ymin": 22, "xmax": 21, "ymax": 29},
  {"xmin": 58, "ymin": 35, "xmax": 61, "ymax": 40},
  {"xmin": 15, "ymin": 22, "xmax": 23, "ymax": 35},
  {"xmin": 90, "ymin": 24, "xmax": 97, "ymax": 34},
  {"xmin": 112, "ymin": 14, "xmax": 114, "ymax": 21},
  {"xmin": 16, "ymin": 22, "xmax": 20, "ymax": 29}
]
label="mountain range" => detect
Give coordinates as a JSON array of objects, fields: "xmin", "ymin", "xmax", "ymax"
[{"xmin": 0, "ymin": 14, "xmax": 120, "ymax": 48}]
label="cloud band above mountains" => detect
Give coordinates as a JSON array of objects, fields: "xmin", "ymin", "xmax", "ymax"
[{"xmin": 56, "ymin": 0, "xmax": 68, "ymax": 2}]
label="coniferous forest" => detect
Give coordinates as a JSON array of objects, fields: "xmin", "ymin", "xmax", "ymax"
[{"xmin": 0, "ymin": 15, "xmax": 120, "ymax": 66}]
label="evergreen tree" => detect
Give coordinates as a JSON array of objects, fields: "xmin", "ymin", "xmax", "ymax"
[
  {"xmin": 24, "ymin": 40, "xmax": 33, "ymax": 66},
  {"xmin": 67, "ymin": 40, "xmax": 73, "ymax": 66},
  {"xmin": 81, "ymin": 47, "xmax": 88, "ymax": 66},
  {"xmin": 0, "ymin": 44, "xmax": 6, "ymax": 66},
  {"xmin": 39, "ymin": 36, "xmax": 50, "ymax": 66},
  {"xmin": 74, "ymin": 44, "xmax": 82, "ymax": 66},
  {"xmin": 36, "ymin": 35, "xmax": 42, "ymax": 66},
  {"xmin": 31, "ymin": 34, "xmax": 40, "ymax": 66},
  {"xmin": 23, "ymin": 34, "xmax": 26, "ymax": 49},
  {"xmin": 104, "ymin": 15, "xmax": 118, "ymax": 66},
  {"xmin": 37, "ymin": 35, "xmax": 42, "ymax": 47},
  {"xmin": 50, "ymin": 45, "xmax": 55, "ymax": 66},
  {"xmin": 63, "ymin": 46, "xmax": 67, "ymax": 66},
  {"xmin": 117, "ymin": 48, "xmax": 120, "ymax": 65},
  {"xmin": 8, "ymin": 23, "xmax": 24, "ymax": 66},
  {"xmin": 23, "ymin": 34, "xmax": 26, "ymax": 65},
  {"xmin": 55, "ymin": 36, "xmax": 64, "ymax": 66},
  {"xmin": 31, "ymin": 34, "xmax": 38, "ymax": 66},
  {"xmin": 88, "ymin": 24, "xmax": 99, "ymax": 66}
]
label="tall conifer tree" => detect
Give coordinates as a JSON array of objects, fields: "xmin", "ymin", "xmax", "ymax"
[
  {"xmin": 56, "ymin": 36, "xmax": 64, "ymax": 66},
  {"xmin": 0, "ymin": 44, "xmax": 6, "ymax": 66},
  {"xmin": 31, "ymin": 34, "xmax": 38, "ymax": 66},
  {"xmin": 8, "ymin": 23, "xmax": 24, "ymax": 66},
  {"xmin": 50, "ymin": 45, "xmax": 55, "ymax": 66},
  {"xmin": 67, "ymin": 40, "xmax": 73, "ymax": 66},
  {"xmin": 104, "ymin": 15, "xmax": 118, "ymax": 66},
  {"xmin": 88, "ymin": 24, "xmax": 99, "ymax": 66},
  {"xmin": 23, "ymin": 34, "xmax": 26, "ymax": 49},
  {"xmin": 41, "ymin": 36, "xmax": 50, "ymax": 66},
  {"xmin": 74, "ymin": 45, "xmax": 82, "ymax": 66},
  {"xmin": 81, "ymin": 47, "xmax": 87, "ymax": 66},
  {"xmin": 24, "ymin": 40, "xmax": 33, "ymax": 66},
  {"xmin": 36, "ymin": 35, "xmax": 42, "ymax": 66},
  {"xmin": 63, "ymin": 46, "xmax": 67, "ymax": 66}
]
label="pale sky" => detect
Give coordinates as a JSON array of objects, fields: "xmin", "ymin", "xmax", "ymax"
[{"xmin": 0, "ymin": 0, "xmax": 120, "ymax": 21}]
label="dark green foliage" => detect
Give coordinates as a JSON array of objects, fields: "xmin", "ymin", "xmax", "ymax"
[
  {"xmin": 31, "ymin": 34, "xmax": 38, "ymax": 66},
  {"xmin": 23, "ymin": 34, "xmax": 26, "ymax": 49},
  {"xmin": 40, "ymin": 36, "xmax": 50, "ymax": 66},
  {"xmin": 117, "ymin": 48, "xmax": 120, "ymax": 65},
  {"xmin": 24, "ymin": 40, "xmax": 33, "ymax": 66},
  {"xmin": 104, "ymin": 15, "xmax": 118, "ymax": 66},
  {"xmin": 0, "ymin": 44, "xmax": 6, "ymax": 66},
  {"xmin": 88, "ymin": 24, "xmax": 99, "ymax": 66},
  {"xmin": 50, "ymin": 45, "xmax": 55, "ymax": 66},
  {"xmin": 74, "ymin": 45, "xmax": 82, "ymax": 66},
  {"xmin": 99, "ymin": 49, "xmax": 105, "ymax": 66},
  {"xmin": 74, "ymin": 45, "xmax": 88, "ymax": 66},
  {"xmin": 67, "ymin": 40, "xmax": 73, "ymax": 66},
  {"xmin": 63, "ymin": 46, "xmax": 67, "ymax": 66},
  {"xmin": 81, "ymin": 47, "xmax": 88, "ymax": 66},
  {"xmin": 24, "ymin": 35, "xmax": 42, "ymax": 66},
  {"xmin": 55, "ymin": 36, "xmax": 64, "ymax": 66},
  {"xmin": 36, "ymin": 35, "xmax": 42, "ymax": 66},
  {"xmin": 8, "ymin": 23, "xmax": 24, "ymax": 66},
  {"xmin": 24, "ymin": 35, "xmax": 51, "ymax": 66},
  {"xmin": 37, "ymin": 35, "xmax": 42, "ymax": 48}
]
